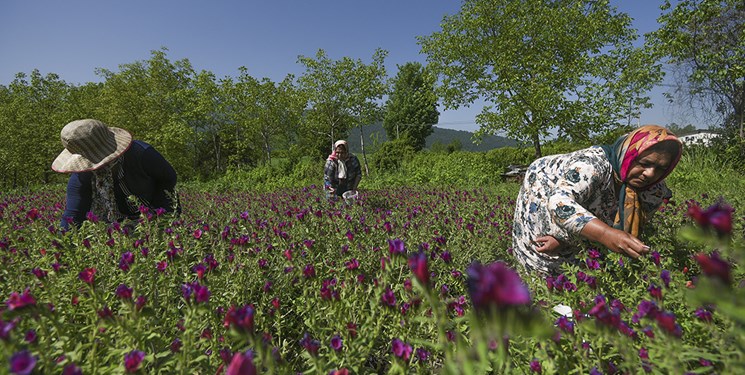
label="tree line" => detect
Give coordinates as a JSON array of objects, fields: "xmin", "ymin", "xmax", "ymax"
[{"xmin": 1, "ymin": 0, "xmax": 742, "ymax": 188}]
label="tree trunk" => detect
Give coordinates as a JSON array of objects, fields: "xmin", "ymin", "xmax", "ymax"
[
  {"xmin": 740, "ymin": 80, "xmax": 745, "ymax": 139},
  {"xmin": 358, "ymin": 124, "xmax": 369, "ymax": 176},
  {"xmin": 263, "ymin": 132, "xmax": 272, "ymax": 165},
  {"xmin": 532, "ymin": 132, "xmax": 543, "ymax": 159}
]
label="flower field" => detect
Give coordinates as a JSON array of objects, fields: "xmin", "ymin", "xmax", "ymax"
[{"xmin": 1, "ymin": 184, "xmax": 743, "ymax": 374}]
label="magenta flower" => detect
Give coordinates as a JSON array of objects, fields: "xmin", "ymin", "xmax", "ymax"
[
  {"xmin": 9, "ymin": 350, "xmax": 36, "ymax": 375},
  {"xmin": 388, "ymin": 238, "xmax": 405, "ymax": 256},
  {"xmin": 223, "ymin": 304, "xmax": 255, "ymax": 332},
  {"xmin": 415, "ymin": 348, "xmax": 430, "ymax": 362},
  {"xmin": 124, "ymin": 350, "xmax": 145, "ymax": 373},
  {"xmin": 530, "ymin": 359, "xmax": 542, "ymax": 373},
  {"xmin": 62, "ymin": 364, "xmax": 83, "ymax": 375},
  {"xmin": 330, "ymin": 335, "xmax": 343, "ymax": 351},
  {"xmin": 407, "ymin": 251, "xmax": 430, "ymax": 286},
  {"xmin": 170, "ymin": 338, "xmax": 182, "ymax": 352},
  {"xmin": 115, "ymin": 284, "xmax": 133, "ymax": 300},
  {"xmin": 466, "ymin": 261, "xmax": 531, "ymax": 310},
  {"xmin": 299, "ymin": 333, "xmax": 320, "ymax": 356},
  {"xmin": 556, "ymin": 316, "xmax": 574, "ymax": 334},
  {"xmin": 226, "ymin": 351, "xmax": 257, "ymax": 375},
  {"xmin": 381, "ymin": 288, "xmax": 396, "ymax": 307},
  {"xmin": 648, "ymin": 284, "xmax": 662, "ymax": 300},
  {"xmin": 6, "ymin": 289, "xmax": 36, "ymax": 311},
  {"xmin": 31, "ymin": 268, "xmax": 47, "ymax": 279},
  {"xmin": 655, "ymin": 311, "xmax": 682, "ymax": 338},
  {"xmin": 391, "ymin": 338, "xmax": 412, "ymax": 361},
  {"xmin": 303, "ymin": 264, "xmax": 316, "ymax": 278},
  {"xmin": 660, "ymin": 270, "xmax": 671, "ymax": 288},
  {"xmin": 694, "ymin": 251, "xmax": 731, "ymax": 285},
  {"xmin": 687, "ymin": 200, "xmax": 734, "ymax": 236},
  {"xmin": 24, "ymin": 329, "xmax": 36, "ymax": 343},
  {"xmin": 78, "ymin": 268, "xmax": 96, "ymax": 285},
  {"xmin": 694, "ymin": 306, "xmax": 713, "ymax": 322},
  {"xmin": 156, "ymin": 261, "xmax": 168, "ymax": 272}
]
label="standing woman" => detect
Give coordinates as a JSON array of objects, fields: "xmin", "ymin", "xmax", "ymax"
[
  {"xmin": 324, "ymin": 140, "xmax": 362, "ymax": 199},
  {"xmin": 511, "ymin": 125, "xmax": 683, "ymax": 276},
  {"xmin": 52, "ymin": 119, "xmax": 180, "ymax": 230}
]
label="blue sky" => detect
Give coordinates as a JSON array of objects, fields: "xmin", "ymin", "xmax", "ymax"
[{"xmin": 0, "ymin": 0, "xmax": 690, "ymax": 133}]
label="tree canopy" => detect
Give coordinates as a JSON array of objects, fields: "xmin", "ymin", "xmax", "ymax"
[
  {"xmin": 418, "ymin": 0, "xmax": 662, "ymax": 157},
  {"xmin": 647, "ymin": 0, "xmax": 744, "ymax": 138},
  {"xmin": 383, "ymin": 62, "xmax": 440, "ymax": 151}
]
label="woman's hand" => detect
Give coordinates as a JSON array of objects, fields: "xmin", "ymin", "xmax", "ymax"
[
  {"xmin": 580, "ymin": 219, "xmax": 650, "ymax": 259},
  {"xmin": 533, "ymin": 235, "xmax": 563, "ymax": 255}
]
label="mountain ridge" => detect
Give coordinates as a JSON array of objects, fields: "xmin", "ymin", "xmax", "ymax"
[{"xmin": 347, "ymin": 123, "xmax": 518, "ymax": 153}]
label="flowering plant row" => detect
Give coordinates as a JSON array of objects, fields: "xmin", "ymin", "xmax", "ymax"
[{"xmin": 0, "ymin": 186, "xmax": 742, "ymax": 374}]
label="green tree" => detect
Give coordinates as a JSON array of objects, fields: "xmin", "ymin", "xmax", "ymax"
[
  {"xmin": 383, "ymin": 62, "xmax": 440, "ymax": 151},
  {"xmin": 648, "ymin": 0, "xmax": 745, "ymax": 138},
  {"xmin": 418, "ymin": 0, "xmax": 662, "ymax": 158},
  {"xmin": 297, "ymin": 48, "xmax": 389, "ymax": 170},
  {"xmin": 0, "ymin": 70, "xmax": 71, "ymax": 187},
  {"xmin": 220, "ymin": 68, "xmax": 265, "ymax": 169},
  {"xmin": 95, "ymin": 48, "xmax": 199, "ymax": 179}
]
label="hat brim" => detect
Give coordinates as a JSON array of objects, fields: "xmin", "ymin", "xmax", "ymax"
[{"xmin": 51, "ymin": 127, "xmax": 133, "ymax": 173}]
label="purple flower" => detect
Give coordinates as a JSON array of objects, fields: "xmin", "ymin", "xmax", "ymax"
[
  {"xmin": 24, "ymin": 329, "xmax": 36, "ymax": 343},
  {"xmin": 381, "ymin": 288, "xmax": 397, "ymax": 307},
  {"xmin": 299, "ymin": 333, "xmax": 320, "ymax": 356},
  {"xmin": 530, "ymin": 359, "xmax": 542, "ymax": 373},
  {"xmin": 466, "ymin": 261, "xmax": 531, "ymax": 310},
  {"xmin": 1, "ymin": 319, "xmax": 17, "ymax": 341},
  {"xmin": 9, "ymin": 350, "xmax": 36, "ymax": 375},
  {"xmin": 388, "ymin": 238, "xmax": 405, "ymax": 256},
  {"xmin": 688, "ymin": 199, "xmax": 734, "ymax": 236},
  {"xmin": 694, "ymin": 251, "xmax": 731, "ymax": 285},
  {"xmin": 391, "ymin": 338, "xmax": 412, "ymax": 361},
  {"xmin": 648, "ymin": 284, "xmax": 663, "ymax": 300},
  {"xmin": 694, "ymin": 307, "xmax": 713, "ymax": 322},
  {"xmin": 330, "ymin": 335, "xmax": 343, "ymax": 351},
  {"xmin": 556, "ymin": 316, "xmax": 574, "ymax": 334},
  {"xmin": 124, "ymin": 350, "xmax": 145, "ymax": 373},
  {"xmin": 303, "ymin": 264, "xmax": 316, "ymax": 278},
  {"xmin": 115, "ymin": 284, "xmax": 133, "ymax": 300},
  {"xmin": 660, "ymin": 270, "xmax": 671, "ymax": 288},
  {"xmin": 6, "ymin": 289, "xmax": 36, "ymax": 311},
  {"xmin": 408, "ymin": 251, "xmax": 430, "ymax": 286},
  {"xmin": 656, "ymin": 311, "xmax": 682, "ymax": 338},
  {"xmin": 650, "ymin": 251, "xmax": 661, "ymax": 266},
  {"xmin": 31, "ymin": 268, "xmax": 47, "ymax": 279},
  {"xmin": 78, "ymin": 268, "xmax": 96, "ymax": 285},
  {"xmin": 223, "ymin": 305, "xmax": 255, "ymax": 332},
  {"xmin": 62, "ymin": 364, "xmax": 83, "ymax": 375},
  {"xmin": 170, "ymin": 338, "xmax": 182, "ymax": 352},
  {"xmin": 226, "ymin": 351, "xmax": 257, "ymax": 375},
  {"xmin": 415, "ymin": 348, "xmax": 430, "ymax": 362}
]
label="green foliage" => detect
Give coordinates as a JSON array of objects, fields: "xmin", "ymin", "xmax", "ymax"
[
  {"xmin": 418, "ymin": 0, "xmax": 663, "ymax": 157},
  {"xmin": 370, "ymin": 138, "xmax": 417, "ymax": 172},
  {"xmin": 2, "ymin": 156, "xmax": 744, "ymax": 373},
  {"xmin": 382, "ymin": 62, "xmax": 439, "ymax": 151},
  {"xmin": 648, "ymin": 0, "xmax": 745, "ymax": 137},
  {"xmin": 297, "ymin": 48, "xmax": 389, "ymax": 160}
]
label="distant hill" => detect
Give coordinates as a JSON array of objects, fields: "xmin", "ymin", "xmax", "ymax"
[{"xmin": 347, "ymin": 123, "xmax": 517, "ymax": 153}]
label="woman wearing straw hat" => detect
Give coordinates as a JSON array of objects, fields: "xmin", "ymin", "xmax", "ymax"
[
  {"xmin": 52, "ymin": 119, "xmax": 180, "ymax": 230},
  {"xmin": 323, "ymin": 140, "xmax": 361, "ymax": 199}
]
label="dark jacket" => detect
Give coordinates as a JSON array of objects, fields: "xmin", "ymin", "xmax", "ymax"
[{"xmin": 61, "ymin": 140, "xmax": 178, "ymax": 229}]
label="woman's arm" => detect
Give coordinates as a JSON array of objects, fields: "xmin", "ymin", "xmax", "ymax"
[
  {"xmin": 61, "ymin": 173, "xmax": 92, "ymax": 230},
  {"xmin": 580, "ymin": 219, "xmax": 650, "ymax": 258}
]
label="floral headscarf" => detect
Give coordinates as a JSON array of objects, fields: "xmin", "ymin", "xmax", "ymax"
[{"xmin": 600, "ymin": 125, "xmax": 683, "ymax": 236}]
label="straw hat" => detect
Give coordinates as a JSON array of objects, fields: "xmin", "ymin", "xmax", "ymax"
[{"xmin": 51, "ymin": 119, "xmax": 133, "ymax": 173}]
